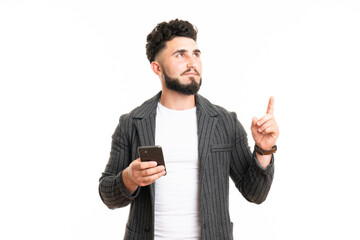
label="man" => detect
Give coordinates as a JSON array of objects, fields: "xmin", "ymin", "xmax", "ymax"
[{"xmin": 99, "ymin": 19, "xmax": 279, "ymax": 240}]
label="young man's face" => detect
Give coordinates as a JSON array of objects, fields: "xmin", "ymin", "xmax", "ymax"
[{"xmin": 156, "ymin": 37, "xmax": 202, "ymax": 95}]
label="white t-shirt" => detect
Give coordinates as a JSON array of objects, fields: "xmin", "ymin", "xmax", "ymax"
[{"xmin": 154, "ymin": 102, "xmax": 200, "ymax": 239}]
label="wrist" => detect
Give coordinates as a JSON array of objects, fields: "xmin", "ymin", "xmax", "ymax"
[
  {"xmin": 256, "ymin": 152, "xmax": 272, "ymax": 169},
  {"xmin": 254, "ymin": 144, "xmax": 277, "ymax": 155}
]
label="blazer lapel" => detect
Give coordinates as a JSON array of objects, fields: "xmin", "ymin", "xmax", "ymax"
[
  {"xmin": 132, "ymin": 92, "xmax": 161, "ymax": 147},
  {"xmin": 134, "ymin": 115, "xmax": 156, "ymax": 147},
  {"xmin": 132, "ymin": 92, "xmax": 161, "ymax": 217},
  {"xmin": 195, "ymin": 95, "xmax": 219, "ymax": 183}
]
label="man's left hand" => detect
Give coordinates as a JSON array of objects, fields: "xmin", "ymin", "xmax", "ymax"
[{"xmin": 251, "ymin": 96, "xmax": 280, "ymax": 150}]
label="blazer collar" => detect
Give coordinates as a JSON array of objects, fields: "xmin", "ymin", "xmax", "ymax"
[{"xmin": 132, "ymin": 91, "xmax": 220, "ymax": 119}]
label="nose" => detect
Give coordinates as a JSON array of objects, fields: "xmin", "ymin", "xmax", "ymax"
[{"xmin": 186, "ymin": 56, "xmax": 199, "ymax": 69}]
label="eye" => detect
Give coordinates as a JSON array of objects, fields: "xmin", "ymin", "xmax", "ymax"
[
  {"xmin": 193, "ymin": 52, "xmax": 200, "ymax": 57},
  {"xmin": 176, "ymin": 53, "xmax": 184, "ymax": 58}
]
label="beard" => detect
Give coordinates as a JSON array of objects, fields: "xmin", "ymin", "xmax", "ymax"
[{"xmin": 163, "ymin": 68, "xmax": 202, "ymax": 96}]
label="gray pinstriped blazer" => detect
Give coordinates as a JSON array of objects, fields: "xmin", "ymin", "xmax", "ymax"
[{"xmin": 99, "ymin": 92, "xmax": 274, "ymax": 239}]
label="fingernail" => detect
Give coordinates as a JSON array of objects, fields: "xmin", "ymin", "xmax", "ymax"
[{"xmin": 257, "ymin": 121, "xmax": 261, "ymax": 126}]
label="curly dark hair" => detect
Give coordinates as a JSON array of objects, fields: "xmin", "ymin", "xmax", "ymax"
[{"xmin": 146, "ymin": 19, "xmax": 198, "ymax": 63}]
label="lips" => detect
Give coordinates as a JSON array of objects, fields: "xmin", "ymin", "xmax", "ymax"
[{"xmin": 183, "ymin": 72, "xmax": 198, "ymax": 76}]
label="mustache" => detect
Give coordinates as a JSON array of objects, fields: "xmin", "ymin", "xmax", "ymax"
[{"xmin": 181, "ymin": 68, "xmax": 200, "ymax": 76}]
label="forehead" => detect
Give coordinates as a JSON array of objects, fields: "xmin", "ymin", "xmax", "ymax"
[{"xmin": 164, "ymin": 37, "xmax": 198, "ymax": 53}]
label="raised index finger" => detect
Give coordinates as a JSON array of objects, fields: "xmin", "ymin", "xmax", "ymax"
[{"xmin": 266, "ymin": 96, "xmax": 275, "ymax": 114}]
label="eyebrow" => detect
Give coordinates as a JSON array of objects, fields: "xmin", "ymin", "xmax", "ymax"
[{"xmin": 172, "ymin": 49, "xmax": 201, "ymax": 55}]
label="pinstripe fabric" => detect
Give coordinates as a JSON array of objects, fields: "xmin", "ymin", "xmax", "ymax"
[{"xmin": 99, "ymin": 91, "xmax": 274, "ymax": 240}]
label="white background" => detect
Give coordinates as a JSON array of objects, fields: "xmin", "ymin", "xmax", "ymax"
[{"xmin": 1, "ymin": 0, "xmax": 359, "ymax": 239}]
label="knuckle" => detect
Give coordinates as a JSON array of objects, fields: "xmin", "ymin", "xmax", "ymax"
[
  {"xmin": 137, "ymin": 163, "xmax": 144, "ymax": 170},
  {"xmin": 132, "ymin": 171, "xmax": 139, "ymax": 178}
]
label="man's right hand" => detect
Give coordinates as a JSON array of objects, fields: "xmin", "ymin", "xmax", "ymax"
[{"xmin": 122, "ymin": 158, "xmax": 166, "ymax": 195}]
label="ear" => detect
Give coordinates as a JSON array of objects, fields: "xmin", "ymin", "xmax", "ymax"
[{"xmin": 151, "ymin": 61, "xmax": 162, "ymax": 76}]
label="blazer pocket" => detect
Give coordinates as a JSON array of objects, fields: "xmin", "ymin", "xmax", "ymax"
[{"xmin": 210, "ymin": 143, "xmax": 233, "ymax": 153}]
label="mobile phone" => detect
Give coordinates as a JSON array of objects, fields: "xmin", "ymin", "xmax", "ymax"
[{"xmin": 138, "ymin": 146, "xmax": 166, "ymax": 168}]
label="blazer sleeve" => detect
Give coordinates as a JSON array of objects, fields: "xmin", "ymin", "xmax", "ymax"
[
  {"xmin": 98, "ymin": 114, "xmax": 140, "ymax": 209},
  {"xmin": 229, "ymin": 112, "xmax": 274, "ymax": 204}
]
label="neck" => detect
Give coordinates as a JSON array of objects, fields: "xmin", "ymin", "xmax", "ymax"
[{"xmin": 160, "ymin": 88, "xmax": 196, "ymax": 110}]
